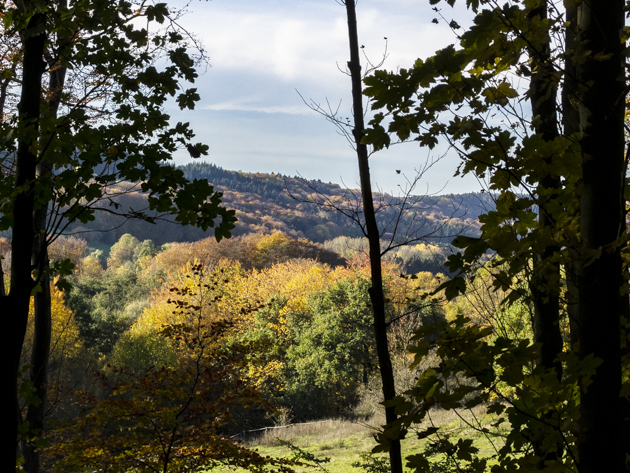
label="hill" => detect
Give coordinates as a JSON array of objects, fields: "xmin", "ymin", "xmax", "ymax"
[{"xmin": 64, "ymin": 162, "xmax": 491, "ymax": 246}]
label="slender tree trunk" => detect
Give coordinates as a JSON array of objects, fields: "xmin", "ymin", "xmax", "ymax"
[
  {"xmin": 343, "ymin": 3, "xmax": 402, "ymax": 473},
  {"xmin": 22, "ymin": 12, "xmax": 68, "ymax": 469},
  {"xmin": 526, "ymin": 3, "xmax": 565, "ymax": 467},
  {"xmin": 562, "ymin": 2, "xmax": 580, "ymax": 351},
  {"xmin": 528, "ymin": 0, "xmax": 563, "ymax": 380},
  {"xmin": 2, "ymin": 5, "xmax": 47, "ymax": 471},
  {"xmin": 576, "ymin": 2, "xmax": 625, "ymax": 472},
  {"xmin": 23, "ymin": 204, "xmax": 51, "ymax": 473}
]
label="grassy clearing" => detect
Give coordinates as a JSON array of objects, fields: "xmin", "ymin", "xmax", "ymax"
[{"xmin": 230, "ymin": 407, "xmax": 507, "ymax": 473}]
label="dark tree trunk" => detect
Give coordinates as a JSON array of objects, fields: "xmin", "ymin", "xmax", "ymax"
[
  {"xmin": 576, "ymin": 2, "xmax": 625, "ymax": 472},
  {"xmin": 22, "ymin": 204, "xmax": 51, "ymax": 473},
  {"xmin": 526, "ymin": 2, "xmax": 565, "ymax": 467},
  {"xmin": 22, "ymin": 11, "xmax": 68, "ymax": 469},
  {"xmin": 561, "ymin": 2, "xmax": 581, "ymax": 352},
  {"xmin": 343, "ymin": 3, "xmax": 402, "ymax": 473},
  {"xmin": 527, "ymin": 0, "xmax": 563, "ymax": 380},
  {"xmin": 2, "ymin": 6, "xmax": 47, "ymax": 471}
]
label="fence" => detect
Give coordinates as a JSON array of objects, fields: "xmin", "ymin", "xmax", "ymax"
[{"xmin": 230, "ymin": 420, "xmax": 332, "ymax": 441}]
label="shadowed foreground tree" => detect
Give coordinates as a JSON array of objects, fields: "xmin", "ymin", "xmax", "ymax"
[
  {"xmin": 364, "ymin": 0, "xmax": 627, "ymax": 471},
  {"xmin": 1, "ymin": 1, "xmax": 235, "ymax": 470},
  {"xmin": 340, "ymin": 1, "xmax": 402, "ymax": 471}
]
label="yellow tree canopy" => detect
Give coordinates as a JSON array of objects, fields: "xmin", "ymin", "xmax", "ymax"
[{"xmin": 22, "ymin": 280, "xmax": 83, "ymax": 368}]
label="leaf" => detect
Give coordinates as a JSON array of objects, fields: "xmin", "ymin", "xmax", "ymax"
[
  {"xmin": 416, "ymin": 426, "xmax": 439, "ymax": 440},
  {"xmin": 426, "ymin": 381, "xmax": 440, "ymax": 398}
]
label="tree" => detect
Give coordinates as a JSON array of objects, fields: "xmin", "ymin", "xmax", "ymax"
[
  {"xmin": 67, "ymin": 267, "xmax": 152, "ymax": 356},
  {"xmin": 48, "ymin": 236, "xmax": 88, "ymax": 275},
  {"xmin": 106, "ymin": 233, "xmax": 142, "ymax": 271},
  {"xmin": 19, "ymin": 278, "xmax": 86, "ymax": 397},
  {"xmin": 251, "ymin": 232, "xmax": 346, "ymax": 269},
  {"xmin": 287, "ymin": 276, "xmax": 377, "ymax": 415},
  {"xmin": 363, "ymin": 0, "xmax": 627, "ymax": 471},
  {"xmin": 340, "ymin": 2, "xmax": 402, "ymax": 471},
  {"xmin": 79, "ymin": 250, "xmax": 104, "ymax": 278},
  {"xmin": 48, "ymin": 264, "xmax": 294, "ymax": 473},
  {"xmin": 0, "ymin": 1, "xmax": 235, "ymax": 470}
]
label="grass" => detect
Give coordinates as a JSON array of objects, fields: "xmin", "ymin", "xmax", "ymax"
[{"xmin": 230, "ymin": 407, "xmax": 507, "ymax": 473}]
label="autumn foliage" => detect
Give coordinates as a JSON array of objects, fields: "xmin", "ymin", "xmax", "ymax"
[
  {"xmin": 9, "ymin": 230, "xmax": 448, "ymax": 472},
  {"xmin": 47, "ymin": 263, "xmax": 295, "ymax": 473}
]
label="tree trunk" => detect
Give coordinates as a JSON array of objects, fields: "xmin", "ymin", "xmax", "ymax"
[
  {"xmin": 22, "ymin": 11, "xmax": 68, "ymax": 469},
  {"xmin": 2, "ymin": 6, "xmax": 47, "ymax": 471},
  {"xmin": 527, "ymin": 0, "xmax": 563, "ymax": 380},
  {"xmin": 562, "ymin": 2, "xmax": 580, "ymax": 351},
  {"xmin": 576, "ymin": 2, "xmax": 625, "ymax": 472},
  {"xmin": 526, "ymin": 3, "xmax": 565, "ymax": 467},
  {"xmin": 23, "ymin": 218, "xmax": 51, "ymax": 473},
  {"xmin": 343, "ymin": 3, "xmax": 403, "ymax": 473}
]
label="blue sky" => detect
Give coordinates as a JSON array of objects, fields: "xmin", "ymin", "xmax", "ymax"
[{"xmin": 167, "ymin": 0, "xmax": 481, "ymax": 195}]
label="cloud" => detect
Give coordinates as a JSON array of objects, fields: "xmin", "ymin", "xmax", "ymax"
[
  {"xmin": 176, "ymin": 0, "xmax": 471, "ymax": 87},
  {"xmin": 202, "ymin": 99, "xmax": 314, "ymax": 115},
  {"xmin": 203, "ymin": 100, "xmax": 313, "ymax": 115},
  {"xmin": 165, "ymin": 0, "xmax": 481, "ymax": 195},
  {"xmin": 177, "ymin": 2, "xmax": 344, "ymax": 83}
]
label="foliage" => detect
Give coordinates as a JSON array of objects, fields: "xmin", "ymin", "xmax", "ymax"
[
  {"xmin": 232, "ymin": 260, "xmax": 351, "ymax": 416},
  {"xmin": 11, "ymin": 230, "xmax": 462, "ymax": 469},
  {"xmin": 252, "ymin": 232, "xmax": 345, "ymax": 269},
  {"xmin": 49, "ymin": 263, "xmax": 295, "ymax": 473},
  {"xmin": 324, "ymin": 237, "xmax": 456, "ymax": 275},
  {"xmin": 444, "ymin": 264, "xmax": 534, "ymax": 341},
  {"xmin": 106, "ymin": 233, "xmax": 142, "ymax": 271},
  {"xmin": 17, "ymin": 280, "xmax": 91, "ymax": 464},
  {"xmin": 278, "ymin": 440, "xmax": 331, "ymax": 472},
  {"xmin": 1, "ymin": 1, "xmax": 239, "ymax": 468},
  {"xmin": 351, "ymin": 452, "xmax": 390, "ymax": 473},
  {"xmin": 66, "ymin": 267, "xmax": 153, "ymax": 355},
  {"xmin": 376, "ymin": 314, "xmax": 589, "ymax": 472},
  {"xmin": 361, "ymin": 0, "xmax": 628, "ymax": 470},
  {"xmin": 0, "ymin": 3, "xmax": 237, "ymax": 241},
  {"xmin": 286, "ymin": 276, "xmax": 376, "ymax": 414},
  {"xmin": 365, "ymin": 0, "xmax": 628, "ymax": 472},
  {"xmin": 362, "ymin": 0, "xmax": 580, "ymax": 296},
  {"xmin": 67, "ymin": 162, "xmax": 487, "ymax": 245},
  {"xmin": 25, "ymin": 280, "xmax": 83, "ymax": 358},
  {"xmin": 133, "ymin": 261, "xmax": 248, "ymax": 334},
  {"xmin": 142, "ymin": 232, "xmax": 345, "ymax": 276},
  {"xmin": 20, "ymin": 279, "xmax": 87, "ymax": 396},
  {"xmin": 410, "ymin": 435, "xmax": 481, "ymax": 473},
  {"xmin": 48, "ymin": 237, "xmax": 89, "ymax": 275},
  {"xmin": 108, "ymin": 328, "xmax": 177, "ymax": 375}
]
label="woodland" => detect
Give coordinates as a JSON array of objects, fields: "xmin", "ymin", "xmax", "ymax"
[
  {"xmin": 60, "ymin": 161, "xmax": 487, "ymax": 247},
  {"xmin": 0, "ymin": 0, "xmax": 629, "ymax": 472},
  {"xmin": 7, "ymin": 229, "xmax": 457, "ymax": 472}
]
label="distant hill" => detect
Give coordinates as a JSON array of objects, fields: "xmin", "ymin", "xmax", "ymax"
[{"xmin": 65, "ymin": 162, "xmax": 492, "ymax": 246}]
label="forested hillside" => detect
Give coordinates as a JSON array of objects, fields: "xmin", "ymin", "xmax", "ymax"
[{"xmin": 64, "ymin": 162, "xmax": 490, "ymax": 246}]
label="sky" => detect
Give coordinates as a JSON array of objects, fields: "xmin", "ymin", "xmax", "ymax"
[{"xmin": 166, "ymin": 0, "xmax": 481, "ymax": 196}]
